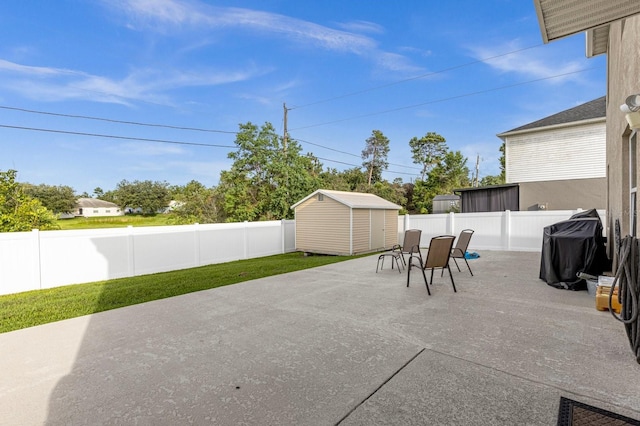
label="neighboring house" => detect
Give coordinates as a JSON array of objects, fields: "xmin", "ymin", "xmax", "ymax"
[
  {"xmin": 432, "ymin": 194, "xmax": 460, "ymax": 214},
  {"xmin": 497, "ymin": 97, "xmax": 607, "ymax": 211},
  {"xmin": 291, "ymin": 189, "xmax": 401, "ymax": 255},
  {"xmin": 534, "ymin": 1, "xmax": 640, "ymax": 262},
  {"xmin": 75, "ymin": 198, "xmax": 123, "ymax": 218}
]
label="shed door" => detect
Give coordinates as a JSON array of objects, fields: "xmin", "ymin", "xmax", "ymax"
[{"xmin": 371, "ymin": 210, "xmax": 385, "ymax": 250}]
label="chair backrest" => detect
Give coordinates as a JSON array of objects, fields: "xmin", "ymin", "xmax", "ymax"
[
  {"xmin": 424, "ymin": 235, "xmax": 456, "ymax": 269},
  {"xmin": 454, "ymin": 229, "xmax": 474, "ymax": 253},
  {"xmin": 403, "ymin": 229, "xmax": 422, "ymax": 253}
]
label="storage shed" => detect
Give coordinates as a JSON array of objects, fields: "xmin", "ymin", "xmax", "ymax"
[{"xmin": 291, "ymin": 189, "xmax": 401, "ymax": 255}]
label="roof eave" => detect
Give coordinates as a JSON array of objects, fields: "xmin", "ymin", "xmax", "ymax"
[{"xmin": 497, "ymin": 116, "xmax": 606, "ymax": 139}]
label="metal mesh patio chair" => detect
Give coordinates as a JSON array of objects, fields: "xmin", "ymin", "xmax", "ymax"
[
  {"xmin": 450, "ymin": 229, "xmax": 474, "ymax": 276},
  {"xmin": 407, "ymin": 235, "xmax": 457, "ymax": 294},
  {"xmin": 392, "ymin": 229, "xmax": 422, "ymax": 266}
]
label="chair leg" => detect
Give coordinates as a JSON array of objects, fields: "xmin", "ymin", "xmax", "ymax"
[
  {"xmin": 394, "ymin": 255, "xmax": 402, "ymax": 274},
  {"xmin": 452, "ymin": 257, "xmax": 461, "ymax": 272},
  {"xmin": 407, "ymin": 255, "xmax": 430, "ymax": 295},
  {"xmin": 463, "ymin": 257, "xmax": 473, "ymax": 276},
  {"xmin": 422, "ymin": 267, "xmax": 431, "ymax": 295},
  {"xmin": 376, "ymin": 255, "xmax": 382, "ymax": 273},
  {"xmin": 447, "ymin": 265, "xmax": 457, "ymax": 292}
]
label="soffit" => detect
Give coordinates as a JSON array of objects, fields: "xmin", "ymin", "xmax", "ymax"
[{"xmin": 534, "ymin": 0, "xmax": 640, "ymax": 43}]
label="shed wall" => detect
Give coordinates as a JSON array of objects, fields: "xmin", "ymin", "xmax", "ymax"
[
  {"xmin": 351, "ymin": 209, "xmax": 369, "ymax": 253},
  {"xmin": 295, "ymin": 196, "xmax": 350, "ymax": 254},
  {"xmin": 385, "ymin": 210, "xmax": 399, "ymax": 247}
]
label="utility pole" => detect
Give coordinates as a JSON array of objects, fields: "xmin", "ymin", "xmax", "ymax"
[
  {"xmin": 283, "ymin": 102, "xmax": 289, "ymax": 155},
  {"xmin": 474, "ymin": 155, "xmax": 480, "ymax": 187}
]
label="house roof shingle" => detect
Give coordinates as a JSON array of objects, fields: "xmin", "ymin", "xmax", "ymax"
[
  {"xmin": 498, "ymin": 96, "xmax": 606, "ymax": 136},
  {"xmin": 76, "ymin": 198, "xmax": 119, "ymax": 209}
]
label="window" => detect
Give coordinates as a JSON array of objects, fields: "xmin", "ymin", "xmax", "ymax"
[
  {"xmin": 93, "ymin": 210, "xmax": 99, "ymax": 214},
  {"xmin": 106, "ymin": 210, "xmax": 111, "ymax": 213},
  {"xmin": 318, "ymin": 194, "xmax": 324, "ymax": 201}
]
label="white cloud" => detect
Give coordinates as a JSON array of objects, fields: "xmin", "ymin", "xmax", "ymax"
[
  {"xmin": 108, "ymin": 142, "xmax": 187, "ymax": 156},
  {"xmin": 468, "ymin": 41, "xmax": 587, "ymax": 85},
  {"xmin": 0, "ymin": 58, "xmax": 267, "ymax": 105},
  {"xmin": 104, "ymin": 0, "xmax": 420, "ymax": 73},
  {"xmin": 335, "ymin": 20, "xmax": 385, "ymax": 34}
]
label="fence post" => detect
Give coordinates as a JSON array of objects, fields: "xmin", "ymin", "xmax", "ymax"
[
  {"xmin": 194, "ymin": 223, "xmax": 201, "ymax": 266},
  {"xmin": 503, "ymin": 210, "xmax": 512, "ymax": 251},
  {"xmin": 31, "ymin": 229, "xmax": 42, "ymax": 290},
  {"xmin": 244, "ymin": 221, "xmax": 249, "ymax": 259},
  {"xmin": 448, "ymin": 212, "xmax": 455, "ymax": 235},
  {"xmin": 404, "ymin": 214, "xmax": 410, "ymax": 231},
  {"xmin": 281, "ymin": 219, "xmax": 285, "ymax": 254},
  {"xmin": 127, "ymin": 225, "xmax": 135, "ymax": 277}
]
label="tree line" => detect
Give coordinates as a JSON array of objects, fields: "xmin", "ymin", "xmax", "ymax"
[{"xmin": 0, "ymin": 121, "xmax": 504, "ymax": 231}]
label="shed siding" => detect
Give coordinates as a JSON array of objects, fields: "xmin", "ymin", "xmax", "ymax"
[
  {"xmin": 385, "ymin": 210, "xmax": 399, "ymax": 247},
  {"xmin": 506, "ymin": 122, "xmax": 606, "ymax": 183},
  {"xmin": 295, "ymin": 196, "xmax": 350, "ymax": 254},
  {"xmin": 351, "ymin": 209, "xmax": 370, "ymax": 253}
]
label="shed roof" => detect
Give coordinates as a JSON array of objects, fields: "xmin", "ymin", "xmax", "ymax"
[
  {"xmin": 291, "ymin": 189, "xmax": 401, "ymax": 210},
  {"xmin": 433, "ymin": 194, "xmax": 460, "ymax": 201},
  {"xmin": 497, "ymin": 96, "xmax": 605, "ymax": 137},
  {"xmin": 76, "ymin": 198, "xmax": 120, "ymax": 208}
]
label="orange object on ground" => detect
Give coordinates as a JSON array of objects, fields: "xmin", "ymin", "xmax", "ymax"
[{"xmin": 595, "ymin": 285, "xmax": 622, "ymax": 314}]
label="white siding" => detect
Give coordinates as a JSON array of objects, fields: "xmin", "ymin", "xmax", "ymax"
[{"xmin": 506, "ymin": 122, "xmax": 606, "ymax": 183}]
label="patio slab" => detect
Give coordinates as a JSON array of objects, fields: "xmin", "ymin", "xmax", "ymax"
[{"xmin": 1, "ymin": 250, "xmax": 639, "ymax": 425}]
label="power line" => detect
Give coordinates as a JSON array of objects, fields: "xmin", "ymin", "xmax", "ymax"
[
  {"xmin": 0, "ymin": 124, "xmax": 236, "ymax": 148},
  {"xmin": 291, "ymin": 68, "xmax": 595, "ymax": 131},
  {"xmin": 289, "ymin": 44, "xmax": 542, "ymax": 110},
  {"xmin": 0, "ymin": 105, "xmax": 238, "ymax": 134},
  {"xmin": 296, "ymin": 137, "xmax": 422, "ymax": 171},
  {"xmin": 314, "ymin": 156, "xmax": 419, "ymax": 177}
]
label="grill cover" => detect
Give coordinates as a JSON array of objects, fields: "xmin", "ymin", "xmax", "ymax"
[{"xmin": 539, "ymin": 209, "xmax": 609, "ymax": 290}]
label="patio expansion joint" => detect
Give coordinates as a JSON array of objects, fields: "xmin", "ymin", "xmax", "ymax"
[
  {"xmin": 419, "ymin": 345, "xmax": 640, "ymax": 420},
  {"xmin": 334, "ymin": 347, "xmax": 426, "ymax": 425}
]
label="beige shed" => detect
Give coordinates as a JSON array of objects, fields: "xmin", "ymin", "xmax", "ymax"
[{"xmin": 291, "ymin": 189, "xmax": 401, "ymax": 255}]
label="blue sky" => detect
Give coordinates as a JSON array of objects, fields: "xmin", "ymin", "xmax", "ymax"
[{"xmin": 0, "ymin": 0, "xmax": 606, "ymax": 195}]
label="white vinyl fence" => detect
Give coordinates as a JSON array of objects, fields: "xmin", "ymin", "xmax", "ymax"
[
  {"xmin": 399, "ymin": 209, "xmax": 607, "ymax": 252},
  {"xmin": 0, "ymin": 220, "xmax": 296, "ymax": 296},
  {"xmin": 0, "ymin": 210, "xmax": 605, "ymax": 296}
]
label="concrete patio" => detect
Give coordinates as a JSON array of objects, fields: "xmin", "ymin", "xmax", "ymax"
[{"xmin": 1, "ymin": 250, "xmax": 639, "ymax": 425}]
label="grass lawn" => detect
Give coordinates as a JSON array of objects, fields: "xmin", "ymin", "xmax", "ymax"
[
  {"xmin": 0, "ymin": 252, "xmax": 360, "ymax": 334},
  {"xmin": 57, "ymin": 214, "xmax": 176, "ymax": 230}
]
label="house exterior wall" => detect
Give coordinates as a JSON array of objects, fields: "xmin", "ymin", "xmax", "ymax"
[
  {"xmin": 606, "ymin": 16, "xmax": 640, "ymax": 260},
  {"xmin": 75, "ymin": 206, "xmax": 123, "ymax": 218},
  {"xmin": 505, "ymin": 121, "xmax": 606, "ymax": 183},
  {"xmin": 294, "ymin": 195, "xmax": 351, "ymax": 255},
  {"xmin": 518, "ymin": 178, "xmax": 606, "ymax": 211}
]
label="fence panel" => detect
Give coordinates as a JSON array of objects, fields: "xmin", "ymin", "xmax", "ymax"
[
  {"xmin": 0, "ymin": 210, "xmax": 607, "ymax": 296},
  {"xmin": 39, "ymin": 228, "xmax": 131, "ymax": 289},
  {"xmin": 0, "ymin": 231, "xmax": 39, "ymax": 294}
]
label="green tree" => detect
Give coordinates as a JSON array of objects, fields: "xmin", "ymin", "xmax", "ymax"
[
  {"xmin": 413, "ymin": 151, "xmax": 471, "ymax": 214},
  {"xmin": 217, "ymin": 121, "xmax": 322, "ymax": 222},
  {"xmin": 22, "ymin": 183, "xmax": 77, "ymax": 214},
  {"xmin": 0, "ymin": 170, "xmax": 58, "ymax": 231},
  {"xmin": 409, "ymin": 132, "xmax": 448, "ymax": 180},
  {"xmin": 170, "ymin": 180, "xmax": 218, "ymax": 224},
  {"xmin": 93, "ymin": 187, "xmax": 104, "ymax": 198},
  {"xmin": 112, "ymin": 179, "xmax": 170, "ymax": 215},
  {"xmin": 479, "ymin": 141, "xmax": 506, "ymax": 186},
  {"xmin": 362, "ymin": 130, "xmax": 390, "ymax": 186}
]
